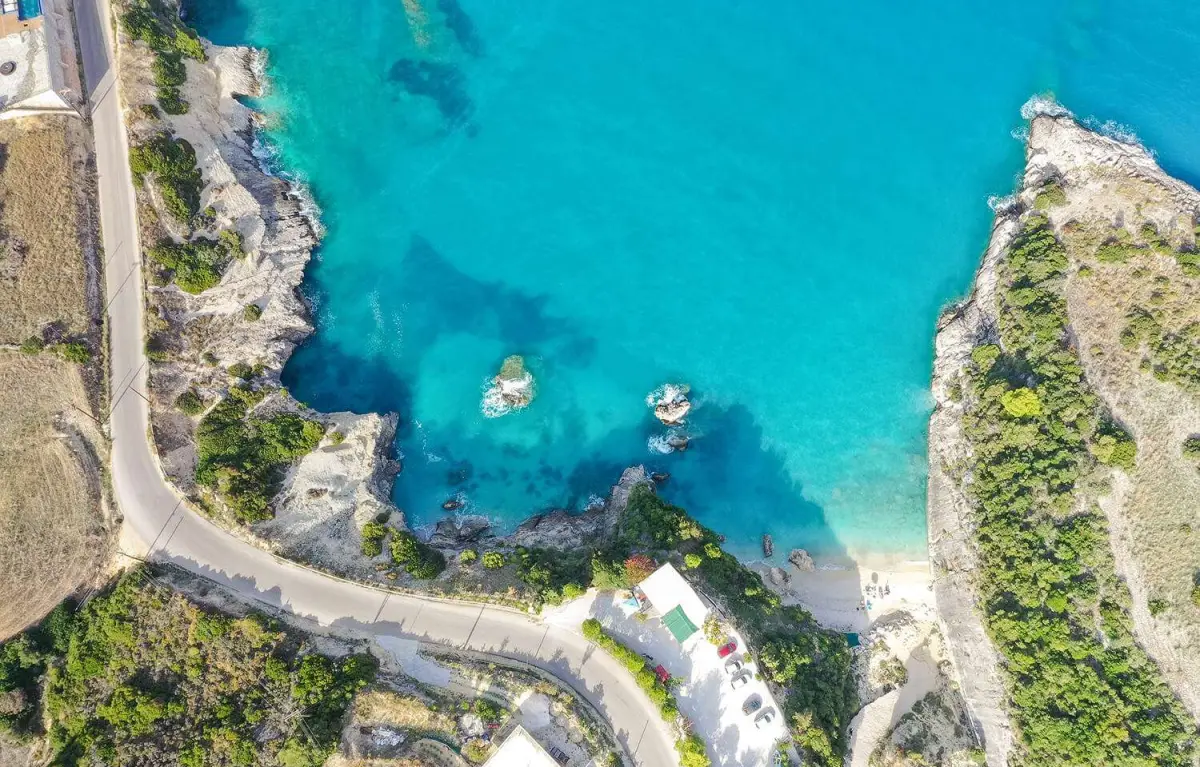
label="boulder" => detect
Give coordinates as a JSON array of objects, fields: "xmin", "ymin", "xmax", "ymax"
[
  {"xmin": 788, "ymin": 548, "xmax": 815, "ymax": 572},
  {"xmin": 652, "ymin": 384, "xmax": 692, "ymax": 425},
  {"xmin": 429, "ymin": 516, "xmax": 492, "ymax": 547},
  {"xmin": 482, "ymin": 355, "xmax": 535, "ymax": 416}
]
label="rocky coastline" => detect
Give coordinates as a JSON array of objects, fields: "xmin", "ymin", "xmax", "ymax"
[{"xmin": 116, "ymin": 6, "xmax": 616, "ymax": 583}]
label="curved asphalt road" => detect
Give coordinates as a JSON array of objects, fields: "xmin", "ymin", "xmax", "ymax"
[{"xmin": 74, "ymin": 2, "xmax": 676, "ymax": 764}]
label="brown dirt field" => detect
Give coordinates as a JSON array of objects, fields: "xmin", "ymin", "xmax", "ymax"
[
  {"xmin": 0, "ymin": 116, "xmax": 95, "ymax": 344},
  {"xmin": 0, "ymin": 352, "xmax": 109, "ymax": 641}
]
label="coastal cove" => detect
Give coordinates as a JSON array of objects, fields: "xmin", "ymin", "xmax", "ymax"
[{"xmin": 183, "ymin": 0, "xmax": 1200, "ymax": 563}]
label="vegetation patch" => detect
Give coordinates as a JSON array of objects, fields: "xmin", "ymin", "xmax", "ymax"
[
  {"xmin": 174, "ymin": 388, "xmax": 204, "ymax": 416},
  {"xmin": 959, "ymin": 216, "xmax": 1193, "ymax": 764},
  {"xmin": 1, "ymin": 572, "xmax": 374, "ymax": 765},
  {"xmin": 580, "ymin": 619, "xmax": 681, "ymax": 719},
  {"xmin": 389, "ymin": 530, "xmax": 446, "ymax": 579},
  {"xmin": 146, "ymin": 237, "xmax": 231, "ymax": 294},
  {"xmin": 129, "ymin": 133, "xmax": 204, "ymax": 224},
  {"xmin": 1121, "ymin": 306, "xmax": 1200, "ymax": 394},
  {"xmin": 1032, "ymin": 180, "xmax": 1066, "ymax": 210},
  {"xmin": 361, "ymin": 520, "xmax": 387, "ymax": 557},
  {"xmin": 195, "ymin": 386, "xmax": 325, "ymax": 522},
  {"xmin": 120, "ymin": 0, "xmax": 206, "ymax": 114}
]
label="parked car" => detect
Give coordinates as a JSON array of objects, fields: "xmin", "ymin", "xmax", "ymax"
[
  {"xmin": 730, "ymin": 671, "xmax": 752, "ymax": 690},
  {"xmin": 548, "ymin": 745, "xmax": 570, "ymax": 765},
  {"xmin": 742, "ymin": 694, "xmax": 762, "ymax": 716},
  {"xmin": 755, "ymin": 708, "xmax": 777, "ymax": 730},
  {"xmin": 655, "ymin": 664, "xmax": 670, "ymax": 684},
  {"xmin": 717, "ymin": 639, "xmax": 738, "ymax": 658},
  {"xmin": 724, "ymin": 657, "xmax": 744, "ymax": 675}
]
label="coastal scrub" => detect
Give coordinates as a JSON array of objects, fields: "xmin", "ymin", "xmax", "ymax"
[
  {"xmin": 959, "ymin": 216, "xmax": 1194, "ymax": 764},
  {"xmin": 128, "ymin": 133, "xmax": 203, "ymax": 224}
]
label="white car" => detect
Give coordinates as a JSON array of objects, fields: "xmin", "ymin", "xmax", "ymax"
[
  {"xmin": 754, "ymin": 708, "xmax": 776, "ymax": 730},
  {"xmin": 730, "ymin": 671, "xmax": 752, "ymax": 690},
  {"xmin": 724, "ymin": 657, "xmax": 744, "ymax": 675}
]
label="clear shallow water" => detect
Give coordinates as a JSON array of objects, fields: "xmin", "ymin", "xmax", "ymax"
[{"xmin": 188, "ymin": 0, "xmax": 1200, "ymax": 562}]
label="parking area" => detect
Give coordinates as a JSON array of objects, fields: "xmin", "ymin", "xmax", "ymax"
[{"xmin": 547, "ymin": 589, "xmax": 788, "ymax": 766}]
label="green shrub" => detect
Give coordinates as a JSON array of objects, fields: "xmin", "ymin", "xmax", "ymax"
[
  {"xmin": 361, "ymin": 522, "xmax": 387, "ymax": 557},
  {"xmin": 676, "ymin": 734, "xmax": 712, "ymax": 767},
  {"xmin": 459, "ymin": 549, "xmax": 477, "ymax": 564},
  {"xmin": 147, "ymin": 238, "xmax": 227, "ymax": 293},
  {"xmin": 19, "ymin": 336, "xmax": 44, "ymax": 354},
  {"xmin": 219, "ymin": 229, "xmax": 245, "ymax": 259},
  {"xmin": 561, "ymin": 583, "xmax": 585, "ymax": 600},
  {"xmin": 580, "ymin": 619, "xmax": 678, "ymax": 722},
  {"xmin": 328, "ymin": 431, "xmax": 345, "ymax": 445},
  {"xmin": 227, "ymin": 362, "xmax": 253, "ymax": 380},
  {"xmin": 481, "ymin": 551, "xmax": 505, "ymax": 570},
  {"xmin": 1148, "ymin": 598, "xmax": 1169, "ymax": 617},
  {"xmin": 1191, "ymin": 585, "xmax": 1200, "ymax": 608},
  {"xmin": 243, "ymin": 304, "xmax": 263, "ymax": 321},
  {"xmin": 999, "ymin": 387, "xmax": 1041, "ymax": 418},
  {"xmin": 195, "ymin": 388, "xmax": 324, "ymax": 522},
  {"xmin": 175, "ymin": 389, "xmax": 205, "ymax": 416},
  {"xmin": 1092, "ymin": 422, "xmax": 1137, "ymax": 470},
  {"xmin": 157, "ymin": 88, "xmax": 189, "ymax": 115},
  {"xmin": 1033, "ymin": 180, "xmax": 1067, "ymax": 210},
  {"xmin": 1183, "ymin": 437, "xmax": 1200, "ymax": 462},
  {"xmin": 139, "ymin": 103, "xmax": 160, "ymax": 119},
  {"xmin": 389, "ymin": 531, "xmax": 445, "ymax": 579},
  {"xmin": 54, "ymin": 342, "xmax": 91, "ymax": 364},
  {"xmin": 129, "ymin": 134, "xmax": 203, "ymax": 224},
  {"xmin": 1096, "ymin": 240, "xmax": 1142, "ymax": 263},
  {"xmin": 473, "ymin": 699, "xmax": 503, "ymax": 724}
]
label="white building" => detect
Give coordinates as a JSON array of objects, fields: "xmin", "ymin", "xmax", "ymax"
[
  {"xmin": 638, "ymin": 562, "xmax": 709, "ymax": 644},
  {"xmin": 482, "ymin": 725, "xmax": 562, "ymax": 767},
  {"xmin": 0, "ymin": 0, "xmax": 82, "ymax": 119}
]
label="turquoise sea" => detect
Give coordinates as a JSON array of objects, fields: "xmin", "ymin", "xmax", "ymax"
[{"xmin": 187, "ymin": 0, "xmax": 1200, "ymax": 562}]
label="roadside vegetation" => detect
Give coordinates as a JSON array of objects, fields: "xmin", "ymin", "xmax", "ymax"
[
  {"xmin": 129, "ymin": 132, "xmax": 203, "ymax": 225},
  {"xmin": 959, "ymin": 216, "xmax": 1194, "ymax": 764},
  {"xmin": 195, "ymin": 385, "xmax": 325, "ymax": 522},
  {"xmin": 147, "ymin": 236, "xmax": 236, "ymax": 294},
  {"xmin": 120, "ymin": 0, "xmax": 206, "ymax": 114},
  {"xmin": 1, "ymin": 571, "xmax": 374, "ymax": 765}
]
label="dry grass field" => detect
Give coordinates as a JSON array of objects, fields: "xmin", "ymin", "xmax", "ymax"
[
  {"xmin": 0, "ymin": 116, "xmax": 94, "ymax": 343},
  {"xmin": 0, "ymin": 352, "xmax": 108, "ymax": 640},
  {"xmin": 0, "ymin": 115, "xmax": 107, "ymax": 641}
]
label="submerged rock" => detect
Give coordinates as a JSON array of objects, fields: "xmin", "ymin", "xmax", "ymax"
[
  {"xmin": 442, "ymin": 498, "xmax": 463, "ymax": 511},
  {"xmin": 650, "ymin": 472, "xmax": 670, "ymax": 484},
  {"xmin": 666, "ymin": 434, "xmax": 689, "ymax": 452},
  {"xmin": 482, "ymin": 355, "xmax": 535, "ymax": 417},
  {"xmin": 788, "ymin": 548, "xmax": 815, "ymax": 572},
  {"xmin": 651, "ymin": 383, "xmax": 691, "ymax": 425},
  {"xmin": 762, "ymin": 534, "xmax": 774, "ymax": 558}
]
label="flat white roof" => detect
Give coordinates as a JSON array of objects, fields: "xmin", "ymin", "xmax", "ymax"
[
  {"xmin": 483, "ymin": 725, "xmax": 559, "ymax": 767},
  {"xmin": 639, "ymin": 562, "xmax": 709, "ymax": 629}
]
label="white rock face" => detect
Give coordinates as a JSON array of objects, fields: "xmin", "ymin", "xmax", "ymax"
[{"xmin": 257, "ymin": 412, "xmax": 402, "ymax": 572}]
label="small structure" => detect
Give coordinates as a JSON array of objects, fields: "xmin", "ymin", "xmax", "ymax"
[
  {"xmin": 637, "ymin": 563, "xmax": 709, "ymax": 644},
  {"xmin": 482, "ymin": 725, "xmax": 562, "ymax": 767},
  {"xmin": 0, "ymin": 0, "xmax": 82, "ymax": 118}
]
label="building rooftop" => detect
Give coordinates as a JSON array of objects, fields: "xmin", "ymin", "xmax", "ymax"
[
  {"xmin": 638, "ymin": 562, "xmax": 709, "ymax": 643},
  {"xmin": 482, "ymin": 725, "xmax": 561, "ymax": 767}
]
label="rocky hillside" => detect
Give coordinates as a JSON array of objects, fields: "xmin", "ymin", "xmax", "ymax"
[{"xmin": 929, "ymin": 112, "xmax": 1200, "ymax": 766}]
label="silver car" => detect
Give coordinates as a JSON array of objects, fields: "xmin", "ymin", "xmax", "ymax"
[
  {"xmin": 754, "ymin": 707, "xmax": 776, "ymax": 730},
  {"xmin": 730, "ymin": 670, "xmax": 752, "ymax": 690},
  {"xmin": 724, "ymin": 657, "xmax": 744, "ymax": 675}
]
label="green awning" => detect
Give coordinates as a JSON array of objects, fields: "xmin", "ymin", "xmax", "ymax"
[{"xmin": 662, "ymin": 604, "xmax": 698, "ymax": 643}]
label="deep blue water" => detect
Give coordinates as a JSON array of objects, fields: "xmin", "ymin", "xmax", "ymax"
[{"xmin": 188, "ymin": 0, "xmax": 1200, "ymax": 562}]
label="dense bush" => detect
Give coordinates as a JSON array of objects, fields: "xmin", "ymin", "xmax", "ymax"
[
  {"xmin": 513, "ymin": 547, "xmax": 590, "ymax": 608},
  {"xmin": 1032, "ymin": 180, "xmax": 1066, "ymax": 210},
  {"xmin": 19, "ymin": 336, "xmax": 44, "ymax": 354},
  {"xmin": 481, "ymin": 551, "xmax": 505, "ymax": 570},
  {"xmin": 389, "ymin": 531, "xmax": 446, "ymax": 579},
  {"xmin": 56, "ymin": 342, "xmax": 91, "ymax": 365},
  {"xmin": 1122, "ymin": 306, "xmax": 1200, "ymax": 394},
  {"xmin": 361, "ymin": 521, "xmax": 387, "ymax": 557},
  {"xmin": 174, "ymin": 389, "xmax": 204, "ymax": 416},
  {"xmin": 243, "ymin": 303, "xmax": 263, "ymax": 321},
  {"xmin": 219, "ymin": 229, "xmax": 246, "ymax": 259},
  {"xmin": 622, "ymin": 554, "xmax": 657, "ymax": 585},
  {"xmin": 1183, "ymin": 436, "xmax": 1200, "ymax": 462},
  {"xmin": 960, "ymin": 217, "xmax": 1193, "ymax": 764},
  {"xmin": 129, "ymin": 133, "xmax": 203, "ymax": 224},
  {"xmin": 195, "ymin": 386, "xmax": 325, "ymax": 522},
  {"xmin": 675, "ymin": 734, "xmax": 711, "ymax": 767},
  {"xmin": 147, "ymin": 237, "xmax": 229, "ymax": 293},
  {"xmin": 459, "ymin": 549, "xmax": 477, "ymax": 564},
  {"xmin": 15, "ymin": 573, "xmax": 375, "ymax": 765}
]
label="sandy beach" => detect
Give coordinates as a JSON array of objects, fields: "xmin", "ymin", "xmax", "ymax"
[{"xmin": 753, "ymin": 556, "xmax": 935, "ymax": 633}]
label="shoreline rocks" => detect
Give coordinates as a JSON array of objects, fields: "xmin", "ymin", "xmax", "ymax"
[{"xmin": 787, "ymin": 548, "xmax": 814, "ymax": 572}]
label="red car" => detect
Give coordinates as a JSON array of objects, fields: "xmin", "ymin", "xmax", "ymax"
[
  {"xmin": 655, "ymin": 664, "xmax": 670, "ymax": 684},
  {"xmin": 717, "ymin": 639, "xmax": 738, "ymax": 658}
]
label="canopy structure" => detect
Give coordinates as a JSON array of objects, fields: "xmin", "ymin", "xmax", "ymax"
[
  {"xmin": 638, "ymin": 563, "xmax": 709, "ymax": 643},
  {"xmin": 483, "ymin": 725, "xmax": 560, "ymax": 767}
]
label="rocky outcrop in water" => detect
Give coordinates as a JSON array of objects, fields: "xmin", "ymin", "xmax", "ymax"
[
  {"xmin": 651, "ymin": 383, "xmax": 691, "ymax": 425},
  {"xmin": 482, "ymin": 354, "xmax": 535, "ymax": 417}
]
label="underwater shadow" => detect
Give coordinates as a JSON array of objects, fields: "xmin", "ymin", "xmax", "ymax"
[
  {"xmin": 282, "ymin": 337, "xmax": 415, "ymax": 434},
  {"xmin": 436, "ymin": 0, "xmax": 485, "ymax": 57}
]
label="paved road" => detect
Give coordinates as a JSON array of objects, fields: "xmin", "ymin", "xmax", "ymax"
[{"xmin": 75, "ymin": 3, "xmax": 676, "ymax": 764}]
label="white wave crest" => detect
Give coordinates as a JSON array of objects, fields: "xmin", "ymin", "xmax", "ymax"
[
  {"xmin": 1082, "ymin": 116, "xmax": 1149, "ymax": 151},
  {"xmin": 480, "ymin": 373, "xmax": 534, "ymax": 419},
  {"xmin": 987, "ymin": 193, "xmax": 1020, "ymax": 213},
  {"xmin": 646, "ymin": 433, "xmax": 675, "ymax": 455},
  {"xmin": 1020, "ymin": 94, "xmax": 1072, "ymax": 121},
  {"xmin": 585, "ymin": 494, "xmax": 606, "ymax": 511},
  {"xmin": 645, "ymin": 382, "xmax": 690, "ymax": 407}
]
